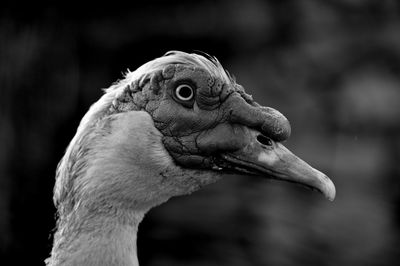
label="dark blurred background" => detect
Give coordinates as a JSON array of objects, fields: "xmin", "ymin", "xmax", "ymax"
[{"xmin": 1, "ymin": 1, "xmax": 400, "ymax": 265}]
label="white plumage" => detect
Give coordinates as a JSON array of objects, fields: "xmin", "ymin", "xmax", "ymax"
[{"xmin": 46, "ymin": 51, "xmax": 335, "ymax": 266}]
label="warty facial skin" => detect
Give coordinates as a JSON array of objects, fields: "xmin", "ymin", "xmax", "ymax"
[{"xmin": 46, "ymin": 51, "xmax": 335, "ymax": 266}]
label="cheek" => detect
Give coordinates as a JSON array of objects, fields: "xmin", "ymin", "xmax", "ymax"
[
  {"xmin": 196, "ymin": 124, "xmax": 251, "ymax": 154},
  {"xmin": 153, "ymin": 99, "xmax": 220, "ymax": 136}
]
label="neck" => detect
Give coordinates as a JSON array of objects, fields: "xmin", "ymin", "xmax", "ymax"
[{"xmin": 47, "ymin": 206, "xmax": 145, "ymax": 266}]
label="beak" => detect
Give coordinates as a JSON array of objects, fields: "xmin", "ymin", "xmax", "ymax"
[{"xmin": 220, "ymin": 129, "xmax": 336, "ymax": 201}]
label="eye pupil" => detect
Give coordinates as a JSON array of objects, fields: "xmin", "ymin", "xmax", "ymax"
[
  {"xmin": 176, "ymin": 84, "xmax": 194, "ymax": 101},
  {"xmin": 179, "ymin": 86, "xmax": 192, "ymax": 98}
]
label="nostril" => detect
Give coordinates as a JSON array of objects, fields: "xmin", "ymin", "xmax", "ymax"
[{"xmin": 257, "ymin": 134, "xmax": 273, "ymax": 146}]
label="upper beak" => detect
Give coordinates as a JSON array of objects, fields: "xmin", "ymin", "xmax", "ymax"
[{"xmin": 221, "ymin": 128, "xmax": 336, "ymax": 201}]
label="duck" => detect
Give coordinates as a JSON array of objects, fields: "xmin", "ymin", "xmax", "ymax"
[{"xmin": 45, "ymin": 51, "xmax": 335, "ymax": 266}]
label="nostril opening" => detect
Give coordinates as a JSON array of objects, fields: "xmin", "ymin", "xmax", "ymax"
[{"xmin": 256, "ymin": 134, "xmax": 273, "ymax": 146}]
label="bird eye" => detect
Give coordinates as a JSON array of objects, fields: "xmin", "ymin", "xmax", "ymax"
[{"xmin": 175, "ymin": 84, "xmax": 194, "ymax": 101}]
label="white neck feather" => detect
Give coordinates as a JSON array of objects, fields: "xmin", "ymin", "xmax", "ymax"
[
  {"xmin": 47, "ymin": 111, "xmax": 172, "ymax": 266},
  {"xmin": 47, "ymin": 111, "xmax": 220, "ymax": 265},
  {"xmin": 48, "ymin": 210, "xmax": 143, "ymax": 266}
]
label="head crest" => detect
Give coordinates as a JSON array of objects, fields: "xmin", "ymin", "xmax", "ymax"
[{"xmin": 123, "ymin": 51, "xmax": 233, "ymax": 85}]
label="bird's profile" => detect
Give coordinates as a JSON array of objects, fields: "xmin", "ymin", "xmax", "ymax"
[{"xmin": 46, "ymin": 51, "xmax": 335, "ymax": 266}]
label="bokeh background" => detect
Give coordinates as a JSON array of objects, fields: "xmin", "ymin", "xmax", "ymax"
[{"xmin": 1, "ymin": 1, "xmax": 400, "ymax": 265}]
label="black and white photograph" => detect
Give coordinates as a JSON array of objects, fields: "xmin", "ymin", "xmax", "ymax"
[{"xmin": 1, "ymin": 1, "xmax": 399, "ymax": 265}]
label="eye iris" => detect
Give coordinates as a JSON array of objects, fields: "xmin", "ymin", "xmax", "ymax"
[{"xmin": 176, "ymin": 85, "xmax": 193, "ymax": 100}]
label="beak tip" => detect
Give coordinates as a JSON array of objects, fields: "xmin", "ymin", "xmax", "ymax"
[{"xmin": 323, "ymin": 176, "xmax": 336, "ymax": 201}]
